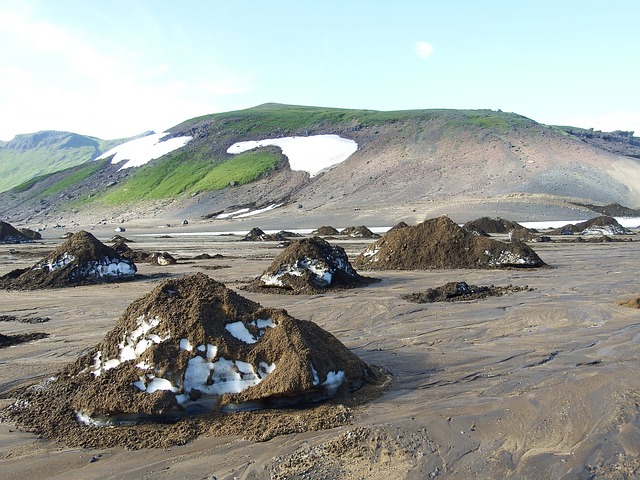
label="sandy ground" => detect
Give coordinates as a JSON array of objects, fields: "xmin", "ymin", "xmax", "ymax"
[{"xmin": 1, "ymin": 227, "xmax": 640, "ymax": 479}]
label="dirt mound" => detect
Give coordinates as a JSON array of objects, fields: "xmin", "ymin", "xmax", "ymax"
[
  {"xmin": 191, "ymin": 253, "xmax": 224, "ymax": 260},
  {"xmin": 312, "ymin": 226, "xmax": 339, "ymax": 236},
  {"xmin": 550, "ymin": 216, "xmax": 634, "ymax": 235},
  {"xmin": 403, "ymin": 281, "xmax": 531, "ymax": 303},
  {"xmin": 18, "ymin": 227, "xmax": 42, "ymax": 240},
  {"xmin": 149, "ymin": 251, "xmax": 177, "ymax": 266},
  {"xmin": 111, "ymin": 239, "xmax": 151, "ymax": 263},
  {"xmin": 618, "ymin": 296, "xmax": 640, "ymax": 309},
  {"xmin": 246, "ymin": 237, "xmax": 378, "ymax": 294},
  {"xmin": 273, "ymin": 230, "xmax": 303, "ymax": 240},
  {"xmin": 340, "ymin": 225, "xmax": 379, "ymax": 238},
  {"xmin": 354, "ymin": 216, "xmax": 547, "ymax": 270},
  {"xmin": 389, "ymin": 221, "xmax": 409, "ymax": 231},
  {"xmin": 242, "ymin": 227, "xmax": 272, "ymax": 241},
  {"xmin": 0, "ymin": 231, "xmax": 137, "ymax": 289},
  {"xmin": 1, "ymin": 273, "xmax": 381, "ymax": 447},
  {"xmin": 463, "ymin": 216, "xmax": 524, "ymax": 234},
  {"xmin": 110, "ymin": 234, "xmax": 132, "ymax": 243},
  {"xmin": 0, "ymin": 221, "xmax": 33, "ymax": 244},
  {"xmin": 0, "ymin": 331, "xmax": 49, "ymax": 347}
]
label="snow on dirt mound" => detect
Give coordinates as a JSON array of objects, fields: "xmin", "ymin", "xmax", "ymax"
[
  {"xmin": 246, "ymin": 238, "xmax": 378, "ymax": 294},
  {"xmin": 1, "ymin": 273, "xmax": 378, "ymax": 447},
  {"xmin": 354, "ymin": 216, "xmax": 547, "ymax": 270},
  {"xmin": 0, "ymin": 231, "xmax": 137, "ymax": 289},
  {"xmin": 550, "ymin": 216, "xmax": 634, "ymax": 235},
  {"xmin": 0, "ymin": 221, "xmax": 33, "ymax": 244}
]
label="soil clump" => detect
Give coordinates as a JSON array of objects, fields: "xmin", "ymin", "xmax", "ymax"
[
  {"xmin": 1, "ymin": 273, "xmax": 383, "ymax": 448},
  {"xmin": 246, "ymin": 237, "xmax": 379, "ymax": 294},
  {"xmin": 0, "ymin": 231, "xmax": 137, "ymax": 289},
  {"xmin": 354, "ymin": 216, "xmax": 547, "ymax": 270},
  {"xmin": 403, "ymin": 281, "xmax": 531, "ymax": 303}
]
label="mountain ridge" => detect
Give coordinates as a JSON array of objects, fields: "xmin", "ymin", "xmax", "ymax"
[
  {"xmin": 0, "ymin": 130, "xmax": 152, "ymax": 194},
  {"xmin": 1, "ymin": 104, "xmax": 640, "ymax": 228}
]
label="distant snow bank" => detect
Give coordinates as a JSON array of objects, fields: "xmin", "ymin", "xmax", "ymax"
[
  {"xmin": 227, "ymin": 134, "xmax": 358, "ymax": 177},
  {"xmin": 97, "ymin": 132, "xmax": 193, "ymax": 169}
]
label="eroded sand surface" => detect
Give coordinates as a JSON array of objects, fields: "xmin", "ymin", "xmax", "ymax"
[{"xmin": 1, "ymin": 228, "xmax": 640, "ymax": 479}]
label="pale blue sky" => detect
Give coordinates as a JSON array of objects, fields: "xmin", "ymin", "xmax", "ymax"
[{"xmin": 1, "ymin": 0, "xmax": 639, "ymax": 140}]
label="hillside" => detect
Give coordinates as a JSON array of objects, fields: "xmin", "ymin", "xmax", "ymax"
[
  {"xmin": 0, "ymin": 130, "xmax": 149, "ymax": 193},
  {"xmin": 1, "ymin": 104, "xmax": 640, "ymax": 228}
]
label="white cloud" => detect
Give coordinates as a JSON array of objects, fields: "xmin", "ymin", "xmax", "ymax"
[
  {"xmin": 0, "ymin": 5, "xmax": 253, "ymax": 141},
  {"xmin": 414, "ymin": 41, "xmax": 434, "ymax": 59}
]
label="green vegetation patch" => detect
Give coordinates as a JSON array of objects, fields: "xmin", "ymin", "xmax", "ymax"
[
  {"xmin": 97, "ymin": 150, "xmax": 281, "ymax": 205},
  {"xmin": 40, "ymin": 159, "xmax": 108, "ymax": 197}
]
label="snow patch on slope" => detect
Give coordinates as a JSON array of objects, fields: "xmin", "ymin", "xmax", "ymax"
[
  {"xmin": 227, "ymin": 135, "xmax": 358, "ymax": 177},
  {"xmin": 97, "ymin": 132, "xmax": 192, "ymax": 169}
]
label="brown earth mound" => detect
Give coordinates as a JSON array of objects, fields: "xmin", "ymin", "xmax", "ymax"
[
  {"xmin": 340, "ymin": 225, "xmax": 380, "ymax": 238},
  {"xmin": 618, "ymin": 296, "xmax": 640, "ymax": 309},
  {"xmin": 389, "ymin": 221, "xmax": 409, "ymax": 231},
  {"xmin": 0, "ymin": 331, "xmax": 49, "ymax": 347},
  {"xmin": 149, "ymin": 251, "xmax": 177, "ymax": 266},
  {"xmin": 243, "ymin": 227, "xmax": 272, "ymax": 241},
  {"xmin": 111, "ymin": 239, "xmax": 151, "ymax": 263},
  {"xmin": 0, "ymin": 221, "xmax": 33, "ymax": 244},
  {"xmin": 463, "ymin": 217, "xmax": 524, "ymax": 234},
  {"xmin": 403, "ymin": 281, "xmax": 531, "ymax": 303},
  {"xmin": 312, "ymin": 226, "xmax": 340, "ymax": 236},
  {"xmin": 18, "ymin": 227, "xmax": 42, "ymax": 240},
  {"xmin": 1, "ymin": 273, "xmax": 382, "ymax": 448},
  {"xmin": 0, "ymin": 231, "xmax": 137, "ymax": 289},
  {"xmin": 550, "ymin": 216, "xmax": 634, "ymax": 235},
  {"xmin": 246, "ymin": 237, "xmax": 379, "ymax": 294},
  {"xmin": 354, "ymin": 216, "xmax": 547, "ymax": 270}
]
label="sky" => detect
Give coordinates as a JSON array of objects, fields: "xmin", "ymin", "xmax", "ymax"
[{"xmin": 1, "ymin": 0, "xmax": 639, "ymax": 141}]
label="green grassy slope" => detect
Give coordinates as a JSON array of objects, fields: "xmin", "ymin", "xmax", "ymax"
[
  {"xmin": 4, "ymin": 104, "xmax": 543, "ymax": 210},
  {"xmin": 0, "ymin": 131, "xmax": 144, "ymax": 193}
]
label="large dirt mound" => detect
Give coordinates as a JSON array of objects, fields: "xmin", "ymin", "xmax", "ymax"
[
  {"xmin": 2, "ymin": 273, "xmax": 380, "ymax": 447},
  {"xmin": 0, "ymin": 221, "xmax": 33, "ymax": 244},
  {"xmin": 0, "ymin": 231, "xmax": 137, "ymax": 289},
  {"xmin": 246, "ymin": 237, "xmax": 378, "ymax": 294},
  {"xmin": 354, "ymin": 216, "xmax": 547, "ymax": 270},
  {"xmin": 550, "ymin": 216, "xmax": 634, "ymax": 235}
]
